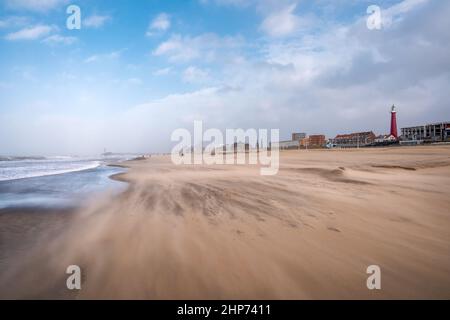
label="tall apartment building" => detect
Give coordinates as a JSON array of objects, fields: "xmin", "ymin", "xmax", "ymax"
[{"xmin": 401, "ymin": 122, "xmax": 450, "ymax": 143}]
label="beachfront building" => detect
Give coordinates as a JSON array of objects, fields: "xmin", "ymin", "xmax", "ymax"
[
  {"xmin": 300, "ymin": 137, "xmax": 309, "ymax": 148},
  {"xmin": 375, "ymin": 134, "xmax": 397, "ymax": 143},
  {"xmin": 272, "ymin": 139, "xmax": 300, "ymax": 150},
  {"xmin": 330, "ymin": 131, "xmax": 376, "ymax": 148},
  {"xmin": 373, "ymin": 134, "xmax": 398, "ymax": 146},
  {"xmin": 308, "ymin": 135, "xmax": 326, "ymax": 148},
  {"xmin": 292, "ymin": 133, "xmax": 307, "ymax": 141},
  {"xmin": 273, "ymin": 132, "xmax": 326, "ymax": 150},
  {"xmin": 401, "ymin": 122, "xmax": 450, "ymax": 144}
]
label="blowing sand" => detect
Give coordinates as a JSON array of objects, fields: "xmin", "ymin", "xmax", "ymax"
[{"xmin": 1, "ymin": 146, "xmax": 449, "ymax": 299}]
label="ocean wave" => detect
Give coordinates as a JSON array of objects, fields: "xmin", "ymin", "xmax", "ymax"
[
  {"xmin": 0, "ymin": 161, "xmax": 102, "ymax": 182},
  {"xmin": 0, "ymin": 156, "xmax": 46, "ymax": 162}
]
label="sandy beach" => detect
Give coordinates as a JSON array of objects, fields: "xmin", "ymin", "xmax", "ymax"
[{"xmin": 0, "ymin": 145, "xmax": 449, "ymax": 299}]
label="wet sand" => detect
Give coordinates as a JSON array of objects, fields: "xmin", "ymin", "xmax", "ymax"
[{"xmin": 1, "ymin": 146, "xmax": 450, "ymax": 299}]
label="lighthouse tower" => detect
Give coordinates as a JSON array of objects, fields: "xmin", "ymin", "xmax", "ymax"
[{"xmin": 390, "ymin": 105, "xmax": 398, "ymax": 139}]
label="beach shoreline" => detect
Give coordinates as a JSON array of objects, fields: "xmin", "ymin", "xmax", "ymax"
[{"xmin": 1, "ymin": 145, "xmax": 449, "ymax": 299}]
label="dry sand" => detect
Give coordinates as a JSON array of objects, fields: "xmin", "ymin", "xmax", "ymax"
[{"xmin": 1, "ymin": 146, "xmax": 450, "ymax": 299}]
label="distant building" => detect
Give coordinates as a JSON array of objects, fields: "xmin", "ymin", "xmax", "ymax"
[
  {"xmin": 401, "ymin": 122, "xmax": 450, "ymax": 144},
  {"xmin": 308, "ymin": 135, "xmax": 326, "ymax": 148},
  {"xmin": 273, "ymin": 140, "xmax": 300, "ymax": 150},
  {"xmin": 214, "ymin": 143, "xmax": 251, "ymax": 154},
  {"xmin": 292, "ymin": 133, "xmax": 307, "ymax": 141},
  {"xmin": 374, "ymin": 134, "xmax": 398, "ymax": 145},
  {"xmin": 331, "ymin": 131, "xmax": 376, "ymax": 148},
  {"xmin": 300, "ymin": 137, "xmax": 309, "ymax": 148}
]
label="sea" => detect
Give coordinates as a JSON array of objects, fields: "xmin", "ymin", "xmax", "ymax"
[{"xmin": 0, "ymin": 155, "xmax": 134, "ymax": 209}]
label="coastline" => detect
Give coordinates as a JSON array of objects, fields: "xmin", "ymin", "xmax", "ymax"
[
  {"xmin": 107, "ymin": 163, "xmax": 132, "ymax": 184},
  {"xmin": 0, "ymin": 161, "xmax": 128, "ymax": 210},
  {"xmin": 1, "ymin": 146, "xmax": 449, "ymax": 299}
]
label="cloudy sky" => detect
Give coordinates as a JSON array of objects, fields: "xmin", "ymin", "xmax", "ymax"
[{"xmin": 0, "ymin": 0, "xmax": 449, "ymax": 155}]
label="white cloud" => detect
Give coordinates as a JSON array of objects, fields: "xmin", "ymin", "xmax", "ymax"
[
  {"xmin": 42, "ymin": 34, "xmax": 77, "ymax": 45},
  {"xmin": 380, "ymin": 0, "xmax": 430, "ymax": 28},
  {"xmin": 84, "ymin": 56, "xmax": 98, "ymax": 63},
  {"xmin": 153, "ymin": 67, "xmax": 172, "ymax": 76},
  {"xmin": 5, "ymin": 25, "xmax": 53, "ymax": 40},
  {"xmin": 153, "ymin": 33, "xmax": 243, "ymax": 63},
  {"xmin": 260, "ymin": 4, "xmax": 302, "ymax": 37},
  {"xmin": 183, "ymin": 66, "xmax": 210, "ymax": 83},
  {"xmin": 83, "ymin": 15, "xmax": 112, "ymax": 28},
  {"xmin": 5, "ymin": 0, "xmax": 67, "ymax": 12},
  {"xmin": 146, "ymin": 13, "xmax": 171, "ymax": 36},
  {"xmin": 84, "ymin": 50, "xmax": 126, "ymax": 63},
  {"xmin": 0, "ymin": 16, "xmax": 30, "ymax": 28},
  {"xmin": 387, "ymin": 0, "xmax": 429, "ymax": 15}
]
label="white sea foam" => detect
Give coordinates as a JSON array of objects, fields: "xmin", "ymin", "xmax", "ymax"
[{"xmin": 0, "ymin": 159, "xmax": 101, "ymax": 182}]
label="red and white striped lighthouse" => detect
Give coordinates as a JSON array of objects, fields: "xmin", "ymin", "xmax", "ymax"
[{"xmin": 390, "ymin": 105, "xmax": 398, "ymax": 139}]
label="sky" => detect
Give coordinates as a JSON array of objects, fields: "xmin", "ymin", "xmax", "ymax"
[{"xmin": 0, "ymin": 0, "xmax": 449, "ymax": 155}]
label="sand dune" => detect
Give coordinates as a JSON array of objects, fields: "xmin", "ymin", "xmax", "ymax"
[{"xmin": 1, "ymin": 146, "xmax": 450, "ymax": 299}]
